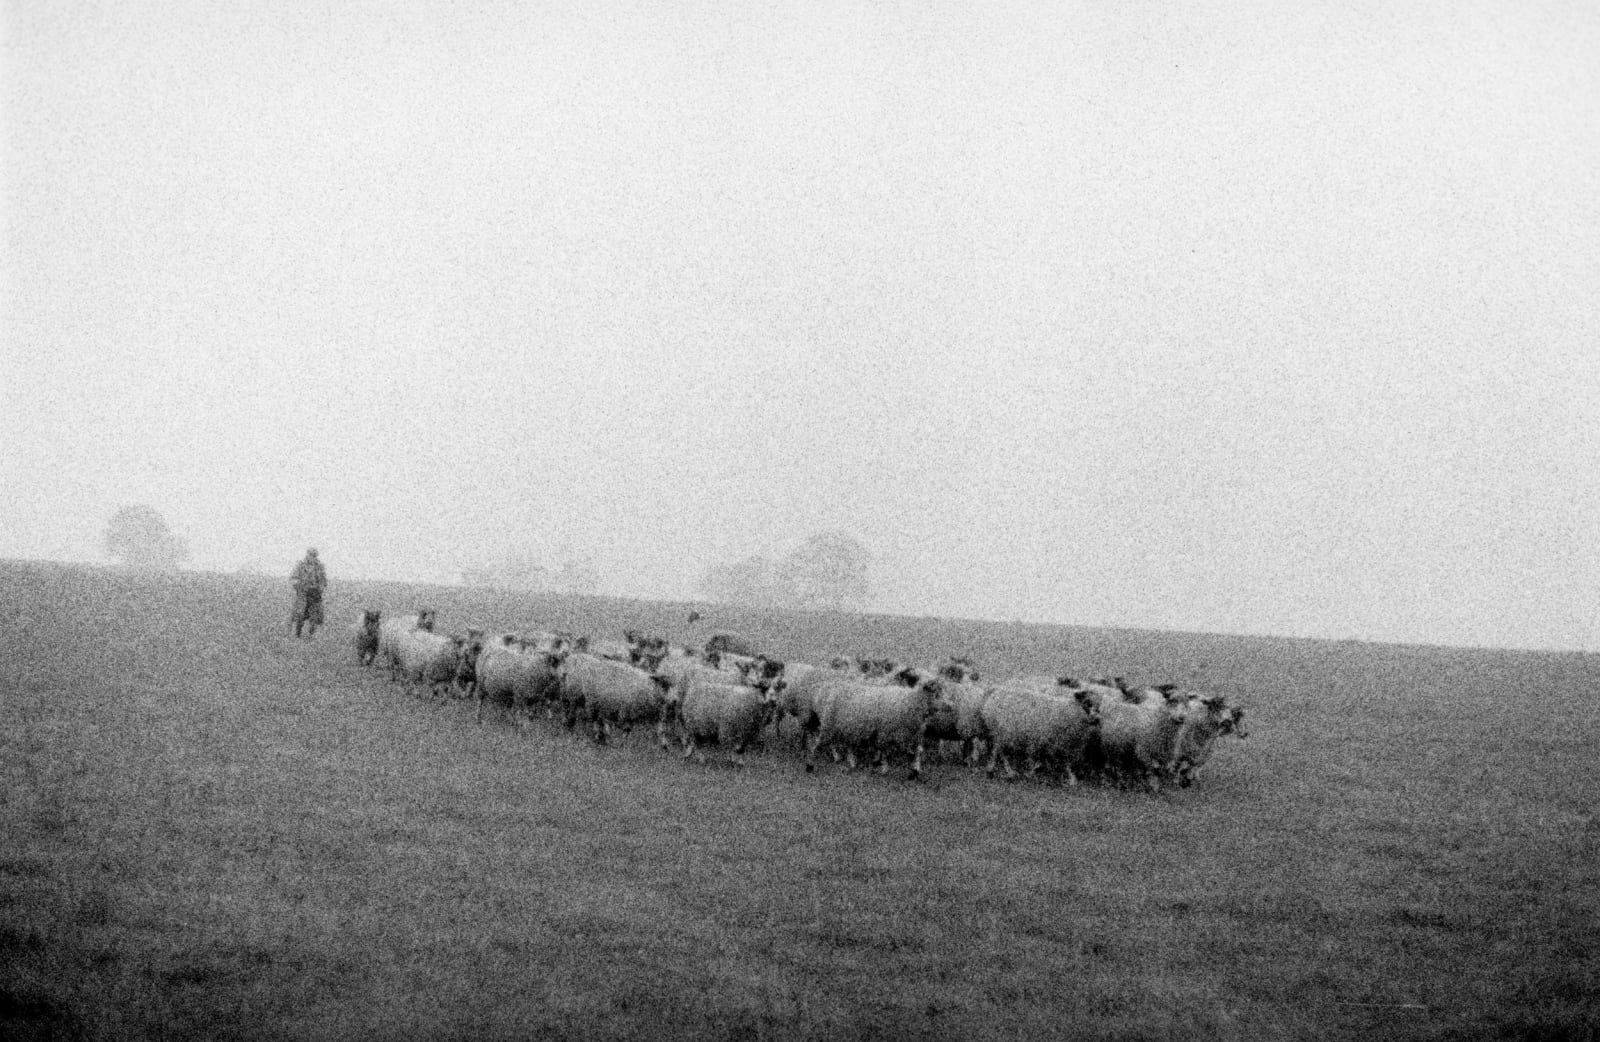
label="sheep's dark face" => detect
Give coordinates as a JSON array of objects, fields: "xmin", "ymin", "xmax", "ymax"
[
  {"xmin": 889, "ymin": 666, "xmax": 923, "ymax": 687},
  {"xmin": 939, "ymin": 658, "xmax": 980, "ymax": 683},
  {"xmin": 922, "ymin": 686, "xmax": 958, "ymax": 733},
  {"xmin": 750, "ymin": 657, "xmax": 784, "ymax": 687}
]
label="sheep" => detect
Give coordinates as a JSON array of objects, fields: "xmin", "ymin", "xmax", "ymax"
[
  {"xmin": 922, "ymin": 676, "xmax": 994, "ymax": 767},
  {"xmin": 391, "ymin": 627, "xmax": 467, "ymax": 700},
  {"xmin": 557, "ymin": 652, "xmax": 672, "ymax": 745},
  {"xmin": 448, "ymin": 628, "xmax": 486, "ymax": 698},
  {"xmin": 806, "ymin": 675, "xmax": 953, "ymax": 781},
  {"xmin": 1081, "ymin": 685, "xmax": 1193, "ymax": 791},
  {"xmin": 772, "ymin": 661, "xmax": 835, "ymax": 744},
  {"xmin": 935, "ymin": 656, "xmax": 982, "ymax": 683},
  {"xmin": 704, "ymin": 631, "xmax": 756, "ymax": 657},
  {"xmin": 352, "ymin": 610, "xmax": 381, "ymax": 666},
  {"xmin": 980, "ymin": 680, "xmax": 1100, "ymax": 785},
  {"xmin": 473, "ymin": 637, "xmax": 563, "ymax": 724},
  {"xmin": 376, "ymin": 609, "xmax": 437, "ymax": 673},
  {"xmin": 829, "ymin": 655, "xmax": 901, "ymax": 679},
  {"xmin": 622, "ymin": 629, "xmax": 671, "ymax": 669},
  {"xmin": 668, "ymin": 672, "xmax": 768, "ymax": 766},
  {"xmin": 652, "ymin": 647, "xmax": 720, "ymax": 690},
  {"xmin": 511, "ymin": 629, "xmax": 563, "ymax": 652},
  {"xmin": 1172, "ymin": 693, "xmax": 1247, "ymax": 787},
  {"xmin": 587, "ymin": 636, "xmax": 633, "ymax": 663}
]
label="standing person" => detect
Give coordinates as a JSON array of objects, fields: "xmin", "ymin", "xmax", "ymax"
[{"xmin": 290, "ymin": 548, "xmax": 328, "ymax": 638}]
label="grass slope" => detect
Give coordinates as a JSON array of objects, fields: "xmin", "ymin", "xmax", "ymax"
[{"xmin": 2, "ymin": 560, "xmax": 1596, "ymax": 1041}]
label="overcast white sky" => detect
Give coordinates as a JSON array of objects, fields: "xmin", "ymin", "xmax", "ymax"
[{"xmin": 4, "ymin": 0, "xmax": 1598, "ymax": 650}]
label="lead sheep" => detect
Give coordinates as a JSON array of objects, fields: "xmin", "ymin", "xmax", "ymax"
[
  {"xmin": 1173, "ymin": 693, "xmax": 1247, "ymax": 787},
  {"xmin": 353, "ymin": 610, "xmax": 381, "ymax": 666}
]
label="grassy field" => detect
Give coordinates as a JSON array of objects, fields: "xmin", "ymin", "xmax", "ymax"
[{"xmin": 2, "ymin": 559, "xmax": 1596, "ymax": 1041}]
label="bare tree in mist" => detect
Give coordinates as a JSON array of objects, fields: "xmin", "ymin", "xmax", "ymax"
[{"xmin": 104, "ymin": 505, "xmax": 189, "ymax": 571}]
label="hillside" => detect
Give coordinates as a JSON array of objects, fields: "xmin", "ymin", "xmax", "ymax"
[{"xmin": 3, "ymin": 559, "xmax": 1596, "ymax": 1041}]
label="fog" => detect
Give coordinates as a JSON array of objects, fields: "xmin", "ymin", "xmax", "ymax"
[{"xmin": 4, "ymin": 1, "xmax": 1598, "ymax": 650}]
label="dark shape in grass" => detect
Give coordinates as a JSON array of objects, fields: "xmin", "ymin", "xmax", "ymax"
[
  {"xmin": 0, "ymin": 859, "xmax": 50, "ymax": 878},
  {"xmin": 0, "ymin": 988, "xmax": 82, "ymax": 1042},
  {"xmin": 0, "ymin": 926, "xmax": 46, "ymax": 952}
]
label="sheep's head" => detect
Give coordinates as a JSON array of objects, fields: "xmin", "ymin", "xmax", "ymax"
[
  {"xmin": 745, "ymin": 655, "xmax": 784, "ymax": 692},
  {"xmin": 889, "ymin": 665, "xmax": 924, "ymax": 687},
  {"xmin": 938, "ymin": 657, "xmax": 980, "ymax": 683}
]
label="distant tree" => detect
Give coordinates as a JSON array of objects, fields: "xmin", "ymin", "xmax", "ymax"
[
  {"xmin": 779, "ymin": 531, "xmax": 871, "ymax": 611},
  {"xmin": 104, "ymin": 505, "xmax": 189, "ymax": 571},
  {"xmin": 698, "ymin": 555, "xmax": 787, "ymax": 608}
]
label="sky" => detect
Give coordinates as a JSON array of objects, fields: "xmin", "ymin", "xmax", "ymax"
[{"xmin": 4, "ymin": 0, "xmax": 1598, "ymax": 650}]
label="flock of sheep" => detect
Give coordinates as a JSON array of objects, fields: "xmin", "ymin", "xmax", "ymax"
[{"xmin": 350, "ymin": 608, "xmax": 1248, "ymax": 790}]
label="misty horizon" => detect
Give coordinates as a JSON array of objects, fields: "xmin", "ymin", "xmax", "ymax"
[{"xmin": 5, "ymin": 2, "xmax": 1597, "ymax": 653}]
